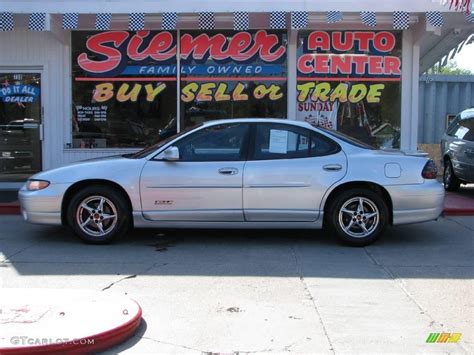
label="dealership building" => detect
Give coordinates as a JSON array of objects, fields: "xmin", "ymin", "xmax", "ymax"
[{"xmin": 0, "ymin": 0, "xmax": 473, "ymax": 189}]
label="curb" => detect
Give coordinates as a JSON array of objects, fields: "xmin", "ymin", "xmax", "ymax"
[
  {"xmin": 443, "ymin": 209, "xmax": 474, "ymax": 216},
  {"xmin": 443, "ymin": 191, "xmax": 474, "ymax": 216},
  {"xmin": 0, "ymin": 202, "xmax": 21, "ymax": 215}
]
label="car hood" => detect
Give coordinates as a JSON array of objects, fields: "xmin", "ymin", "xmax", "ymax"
[
  {"xmin": 79, "ymin": 154, "xmax": 128, "ymax": 162},
  {"xmin": 29, "ymin": 155, "xmax": 146, "ymax": 184}
]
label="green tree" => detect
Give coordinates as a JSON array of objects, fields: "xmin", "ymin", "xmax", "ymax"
[{"xmin": 428, "ymin": 61, "xmax": 472, "ymax": 75}]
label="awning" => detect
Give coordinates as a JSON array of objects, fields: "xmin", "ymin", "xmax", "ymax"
[{"xmin": 0, "ymin": 0, "xmax": 469, "ymax": 14}]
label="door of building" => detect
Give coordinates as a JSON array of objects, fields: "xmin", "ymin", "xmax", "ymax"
[{"xmin": 0, "ymin": 72, "xmax": 42, "ymax": 184}]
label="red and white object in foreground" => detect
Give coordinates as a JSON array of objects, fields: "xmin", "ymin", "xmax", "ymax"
[
  {"xmin": 0, "ymin": 289, "xmax": 142, "ymax": 354},
  {"xmin": 447, "ymin": 0, "xmax": 471, "ymax": 12}
]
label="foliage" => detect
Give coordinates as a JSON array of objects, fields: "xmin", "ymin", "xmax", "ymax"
[{"xmin": 427, "ymin": 61, "xmax": 472, "ymax": 75}]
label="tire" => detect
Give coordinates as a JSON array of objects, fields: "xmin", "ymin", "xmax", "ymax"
[
  {"xmin": 67, "ymin": 185, "xmax": 131, "ymax": 244},
  {"xmin": 327, "ymin": 188, "xmax": 388, "ymax": 247},
  {"xmin": 443, "ymin": 159, "xmax": 460, "ymax": 192}
]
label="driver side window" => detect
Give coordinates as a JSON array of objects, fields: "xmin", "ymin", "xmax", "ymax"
[{"xmin": 175, "ymin": 123, "xmax": 250, "ymax": 162}]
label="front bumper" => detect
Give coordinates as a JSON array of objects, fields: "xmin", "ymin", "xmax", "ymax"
[
  {"xmin": 18, "ymin": 183, "xmax": 71, "ymax": 225},
  {"xmin": 386, "ymin": 180, "xmax": 445, "ymax": 225}
]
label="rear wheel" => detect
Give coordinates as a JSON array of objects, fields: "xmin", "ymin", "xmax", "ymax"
[
  {"xmin": 443, "ymin": 159, "xmax": 460, "ymax": 191},
  {"xmin": 328, "ymin": 188, "xmax": 388, "ymax": 246},
  {"xmin": 67, "ymin": 186, "xmax": 131, "ymax": 244}
]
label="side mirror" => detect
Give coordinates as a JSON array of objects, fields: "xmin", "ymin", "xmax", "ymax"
[{"xmin": 159, "ymin": 146, "xmax": 180, "ymax": 161}]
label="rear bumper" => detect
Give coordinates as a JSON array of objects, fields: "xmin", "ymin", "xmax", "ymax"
[
  {"xmin": 387, "ymin": 180, "xmax": 445, "ymax": 225},
  {"xmin": 18, "ymin": 183, "xmax": 70, "ymax": 225}
]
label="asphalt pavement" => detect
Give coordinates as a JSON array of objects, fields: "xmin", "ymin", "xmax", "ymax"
[{"xmin": 0, "ymin": 216, "xmax": 473, "ymax": 354}]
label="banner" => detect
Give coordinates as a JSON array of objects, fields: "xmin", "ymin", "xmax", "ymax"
[
  {"xmin": 296, "ymin": 31, "xmax": 401, "ymax": 149},
  {"xmin": 74, "ymin": 30, "xmax": 287, "ymax": 104},
  {"xmin": 297, "ymin": 99, "xmax": 338, "ymax": 130},
  {"xmin": 71, "ymin": 30, "xmax": 288, "ymax": 147},
  {"xmin": 76, "ymin": 30, "xmax": 286, "ymax": 78},
  {"xmin": 0, "ymin": 84, "xmax": 40, "ymax": 103},
  {"xmin": 178, "ymin": 30, "xmax": 287, "ymax": 125}
]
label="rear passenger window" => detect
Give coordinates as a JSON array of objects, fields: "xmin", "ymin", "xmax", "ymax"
[
  {"xmin": 454, "ymin": 118, "xmax": 474, "ymax": 142},
  {"xmin": 253, "ymin": 124, "xmax": 340, "ymax": 160}
]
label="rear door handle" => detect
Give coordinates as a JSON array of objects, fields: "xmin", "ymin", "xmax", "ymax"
[
  {"xmin": 323, "ymin": 164, "xmax": 342, "ymax": 171},
  {"xmin": 218, "ymin": 167, "xmax": 239, "ymax": 175}
]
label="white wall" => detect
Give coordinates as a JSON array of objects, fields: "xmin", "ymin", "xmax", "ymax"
[
  {"xmin": 0, "ymin": 30, "xmax": 137, "ymax": 169},
  {"xmin": 0, "ymin": 29, "xmax": 71, "ymax": 170}
]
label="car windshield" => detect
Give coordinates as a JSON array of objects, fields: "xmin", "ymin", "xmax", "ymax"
[
  {"xmin": 318, "ymin": 127, "xmax": 376, "ymax": 150},
  {"xmin": 126, "ymin": 124, "xmax": 203, "ymax": 159}
]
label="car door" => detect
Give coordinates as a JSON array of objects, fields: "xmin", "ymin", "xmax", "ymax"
[
  {"xmin": 243, "ymin": 123, "xmax": 347, "ymax": 222},
  {"xmin": 140, "ymin": 122, "xmax": 250, "ymax": 221},
  {"xmin": 451, "ymin": 117, "xmax": 474, "ymax": 181}
]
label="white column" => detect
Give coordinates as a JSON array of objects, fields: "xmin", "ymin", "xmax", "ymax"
[
  {"xmin": 410, "ymin": 41, "xmax": 420, "ymax": 151},
  {"xmin": 400, "ymin": 30, "xmax": 414, "ymax": 150},
  {"xmin": 176, "ymin": 29, "xmax": 181, "ymax": 132},
  {"xmin": 401, "ymin": 28, "xmax": 422, "ymax": 151},
  {"xmin": 286, "ymin": 29, "xmax": 297, "ymax": 120}
]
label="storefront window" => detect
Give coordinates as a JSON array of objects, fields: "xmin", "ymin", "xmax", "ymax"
[
  {"xmin": 71, "ymin": 30, "xmax": 401, "ymax": 150},
  {"xmin": 71, "ymin": 31, "xmax": 177, "ymax": 148},
  {"xmin": 296, "ymin": 31, "xmax": 402, "ymax": 149},
  {"xmin": 180, "ymin": 30, "xmax": 287, "ymax": 130},
  {"xmin": 0, "ymin": 73, "xmax": 42, "ymax": 182}
]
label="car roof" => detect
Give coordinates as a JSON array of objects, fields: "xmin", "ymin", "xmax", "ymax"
[
  {"xmin": 460, "ymin": 108, "xmax": 474, "ymax": 119},
  {"xmin": 202, "ymin": 118, "xmax": 315, "ymax": 129}
]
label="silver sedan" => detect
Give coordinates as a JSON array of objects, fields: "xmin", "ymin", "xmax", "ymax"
[{"xmin": 19, "ymin": 119, "xmax": 444, "ymax": 246}]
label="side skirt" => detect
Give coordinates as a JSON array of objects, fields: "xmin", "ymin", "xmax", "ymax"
[{"xmin": 132, "ymin": 212, "xmax": 324, "ymax": 229}]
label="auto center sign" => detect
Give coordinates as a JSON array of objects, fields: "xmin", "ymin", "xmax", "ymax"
[
  {"xmin": 296, "ymin": 30, "xmax": 402, "ymax": 105},
  {"xmin": 297, "ymin": 31, "xmax": 401, "ymax": 78},
  {"xmin": 295, "ymin": 30, "xmax": 401, "ymax": 131}
]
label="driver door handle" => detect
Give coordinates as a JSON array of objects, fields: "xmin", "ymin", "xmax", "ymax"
[
  {"xmin": 323, "ymin": 164, "xmax": 342, "ymax": 171},
  {"xmin": 218, "ymin": 167, "xmax": 239, "ymax": 175}
]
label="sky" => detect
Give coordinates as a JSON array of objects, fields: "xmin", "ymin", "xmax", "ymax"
[{"xmin": 449, "ymin": 42, "xmax": 474, "ymax": 72}]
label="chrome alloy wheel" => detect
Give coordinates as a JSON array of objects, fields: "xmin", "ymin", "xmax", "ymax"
[
  {"xmin": 76, "ymin": 195, "xmax": 118, "ymax": 237},
  {"xmin": 338, "ymin": 197, "xmax": 380, "ymax": 238}
]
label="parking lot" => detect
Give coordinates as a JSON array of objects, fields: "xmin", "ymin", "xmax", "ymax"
[{"xmin": 0, "ymin": 215, "xmax": 472, "ymax": 354}]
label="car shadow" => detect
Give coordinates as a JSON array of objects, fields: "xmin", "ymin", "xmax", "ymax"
[{"xmin": 1, "ymin": 216, "xmax": 472, "ymax": 280}]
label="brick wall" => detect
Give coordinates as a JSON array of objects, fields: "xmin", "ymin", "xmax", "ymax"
[{"xmin": 418, "ymin": 144, "xmax": 442, "ymax": 175}]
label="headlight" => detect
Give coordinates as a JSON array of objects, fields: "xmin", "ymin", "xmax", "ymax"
[{"xmin": 26, "ymin": 180, "xmax": 50, "ymax": 191}]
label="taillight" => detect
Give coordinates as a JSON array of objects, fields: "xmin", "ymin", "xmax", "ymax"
[{"xmin": 422, "ymin": 160, "xmax": 438, "ymax": 179}]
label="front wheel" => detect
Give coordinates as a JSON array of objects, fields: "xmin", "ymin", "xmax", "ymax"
[
  {"xmin": 67, "ymin": 186, "xmax": 131, "ymax": 244},
  {"xmin": 443, "ymin": 159, "xmax": 460, "ymax": 191},
  {"xmin": 328, "ymin": 189, "xmax": 388, "ymax": 246}
]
